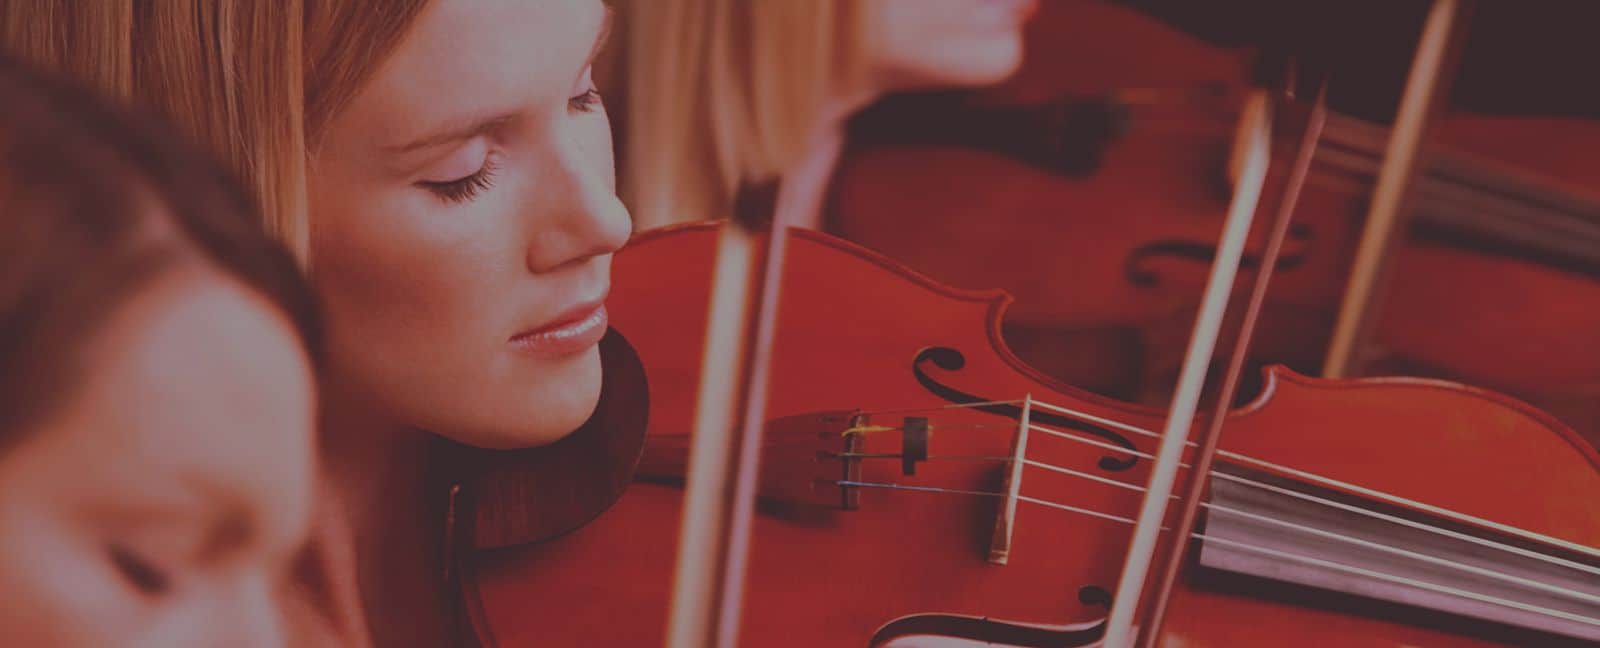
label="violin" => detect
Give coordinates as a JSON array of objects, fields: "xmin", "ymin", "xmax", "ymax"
[
  {"xmin": 449, "ymin": 216, "xmax": 1600, "ymax": 645},
  {"xmin": 442, "ymin": 2, "xmax": 1600, "ymax": 644},
  {"xmin": 449, "ymin": 83, "xmax": 1600, "ymax": 642},
  {"xmin": 828, "ymin": 0, "xmax": 1600, "ymax": 446}
]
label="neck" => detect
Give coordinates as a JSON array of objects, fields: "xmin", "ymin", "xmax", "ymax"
[{"xmin": 320, "ymin": 390, "xmax": 452, "ymax": 647}]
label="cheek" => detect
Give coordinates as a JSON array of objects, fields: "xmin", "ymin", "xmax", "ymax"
[
  {"xmin": 0, "ymin": 494, "xmax": 135, "ymax": 644},
  {"xmin": 307, "ymin": 174, "xmax": 535, "ymax": 433},
  {"xmin": 310, "ymin": 180, "xmax": 515, "ymax": 350}
]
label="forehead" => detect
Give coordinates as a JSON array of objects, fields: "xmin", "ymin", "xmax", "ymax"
[
  {"xmin": 344, "ymin": 0, "xmax": 606, "ymax": 149},
  {"xmin": 13, "ymin": 270, "xmax": 315, "ymax": 536}
]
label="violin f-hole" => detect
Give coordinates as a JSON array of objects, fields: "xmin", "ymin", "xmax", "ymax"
[
  {"xmin": 1123, "ymin": 223, "xmax": 1313, "ymax": 287},
  {"xmin": 868, "ymin": 613, "xmax": 1105, "ymax": 648},
  {"xmin": 913, "ymin": 346, "xmax": 1141, "ymax": 471}
]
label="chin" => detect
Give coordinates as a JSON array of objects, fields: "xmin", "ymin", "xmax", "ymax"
[
  {"xmin": 441, "ymin": 346, "xmax": 606, "ymax": 450},
  {"xmin": 948, "ymin": 42, "xmax": 1025, "ymax": 84},
  {"xmin": 899, "ymin": 42, "xmax": 1025, "ymax": 90}
]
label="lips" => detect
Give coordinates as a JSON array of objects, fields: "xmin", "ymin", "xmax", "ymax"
[{"xmin": 508, "ymin": 301, "xmax": 609, "ymax": 357}]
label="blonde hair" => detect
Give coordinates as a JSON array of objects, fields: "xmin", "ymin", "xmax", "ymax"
[
  {"xmin": 0, "ymin": 0, "xmax": 428, "ymax": 262},
  {"xmin": 617, "ymin": 0, "xmax": 865, "ymax": 229}
]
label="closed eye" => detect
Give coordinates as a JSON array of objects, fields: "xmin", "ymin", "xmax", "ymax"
[
  {"xmin": 110, "ymin": 543, "xmax": 172, "ymax": 596},
  {"xmin": 417, "ymin": 157, "xmax": 499, "ymax": 204},
  {"xmin": 569, "ymin": 89, "xmax": 603, "ymax": 114}
]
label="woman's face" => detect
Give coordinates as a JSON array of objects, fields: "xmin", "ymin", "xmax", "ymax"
[
  {"xmin": 0, "ymin": 271, "xmax": 317, "ymax": 647},
  {"xmin": 309, "ymin": 0, "xmax": 629, "ymax": 448},
  {"xmin": 861, "ymin": 0, "xmax": 1035, "ymax": 90}
]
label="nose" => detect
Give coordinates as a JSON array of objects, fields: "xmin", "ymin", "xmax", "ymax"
[{"xmin": 524, "ymin": 121, "xmax": 633, "ymax": 275}]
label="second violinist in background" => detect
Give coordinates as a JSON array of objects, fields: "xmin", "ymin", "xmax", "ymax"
[{"xmin": 617, "ymin": 0, "xmax": 1038, "ymax": 230}]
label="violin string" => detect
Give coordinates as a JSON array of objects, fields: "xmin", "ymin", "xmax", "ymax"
[
  {"xmin": 1028, "ymin": 400, "xmax": 1172, "ymax": 442},
  {"xmin": 1022, "ymin": 458, "xmax": 1179, "ymax": 497},
  {"xmin": 1316, "ymin": 115, "xmax": 1600, "ymax": 244},
  {"xmin": 1208, "ymin": 471, "xmax": 1600, "ymax": 578},
  {"xmin": 1195, "ymin": 535, "xmax": 1600, "ymax": 629},
  {"xmin": 1204, "ymin": 501, "xmax": 1600, "ymax": 607},
  {"xmin": 853, "ymin": 396, "xmax": 1600, "ymax": 561},
  {"xmin": 1025, "ymin": 424, "xmax": 1194, "ymax": 469},
  {"xmin": 1313, "ymin": 146, "xmax": 1600, "ymax": 246},
  {"xmin": 1020, "ymin": 416, "xmax": 1600, "ymax": 573},
  {"xmin": 835, "ymin": 452, "xmax": 1170, "ymax": 495},
  {"xmin": 855, "ymin": 399, "xmax": 1025, "ymax": 417},
  {"xmin": 834, "ymin": 452, "xmax": 1011, "ymax": 461},
  {"xmin": 831, "ymin": 479, "xmax": 1600, "ymax": 629},
  {"xmin": 846, "ymin": 447, "xmax": 1599, "ymax": 577},
  {"xmin": 832, "ymin": 479, "xmax": 1142, "ymax": 526},
  {"xmin": 858, "ymin": 419, "xmax": 1194, "ymax": 462},
  {"xmin": 1206, "ymin": 443, "xmax": 1600, "ymax": 562},
  {"xmin": 1018, "ymin": 493, "xmax": 1142, "ymax": 526}
]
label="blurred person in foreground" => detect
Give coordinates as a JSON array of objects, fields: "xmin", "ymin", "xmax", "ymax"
[{"xmin": 0, "ymin": 57, "xmax": 348, "ymax": 646}]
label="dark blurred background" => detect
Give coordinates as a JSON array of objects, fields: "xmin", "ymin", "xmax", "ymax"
[{"xmin": 1123, "ymin": 0, "xmax": 1600, "ymax": 121}]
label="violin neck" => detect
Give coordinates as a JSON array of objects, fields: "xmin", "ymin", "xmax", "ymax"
[
  {"xmin": 1200, "ymin": 463, "xmax": 1600, "ymax": 642},
  {"xmin": 1316, "ymin": 112, "xmax": 1600, "ymax": 276}
]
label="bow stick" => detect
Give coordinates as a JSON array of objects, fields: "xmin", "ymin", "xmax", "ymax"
[{"xmin": 1100, "ymin": 87, "xmax": 1275, "ymax": 648}]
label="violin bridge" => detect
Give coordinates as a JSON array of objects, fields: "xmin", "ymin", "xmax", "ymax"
[{"xmin": 989, "ymin": 394, "xmax": 1033, "ymax": 565}]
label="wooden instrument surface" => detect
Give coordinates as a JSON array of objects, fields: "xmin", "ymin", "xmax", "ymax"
[{"xmin": 459, "ymin": 223, "xmax": 1600, "ymax": 646}]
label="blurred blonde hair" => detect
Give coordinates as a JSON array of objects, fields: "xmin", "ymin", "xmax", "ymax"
[
  {"xmin": 617, "ymin": 0, "xmax": 865, "ymax": 228},
  {"xmin": 0, "ymin": 0, "xmax": 429, "ymax": 262}
]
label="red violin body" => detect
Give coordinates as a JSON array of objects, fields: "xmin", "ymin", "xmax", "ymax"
[
  {"xmin": 831, "ymin": 0, "xmax": 1600, "ymax": 443},
  {"xmin": 458, "ymin": 223, "xmax": 1600, "ymax": 646}
]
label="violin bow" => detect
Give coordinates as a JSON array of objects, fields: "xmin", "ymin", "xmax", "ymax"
[
  {"xmin": 1113, "ymin": 1, "xmax": 1469, "ymax": 642},
  {"xmin": 664, "ymin": 182, "xmax": 790, "ymax": 648},
  {"xmin": 1099, "ymin": 85, "xmax": 1276, "ymax": 647},
  {"xmin": 1135, "ymin": 84, "xmax": 1331, "ymax": 647},
  {"xmin": 1323, "ymin": 0, "xmax": 1472, "ymax": 378}
]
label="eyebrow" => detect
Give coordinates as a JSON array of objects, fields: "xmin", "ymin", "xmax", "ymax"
[
  {"xmin": 384, "ymin": 7, "xmax": 616, "ymax": 156},
  {"xmin": 384, "ymin": 114, "xmax": 513, "ymax": 156}
]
